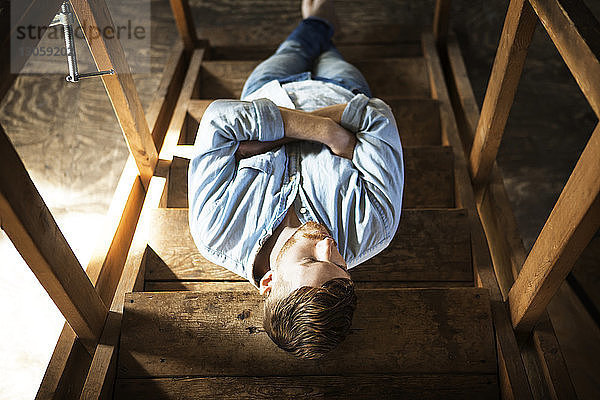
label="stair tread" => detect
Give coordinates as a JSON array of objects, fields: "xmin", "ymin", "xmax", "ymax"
[
  {"xmin": 143, "ymin": 208, "xmax": 472, "ymax": 284},
  {"xmin": 200, "ymin": 24, "xmax": 424, "ymax": 48},
  {"xmin": 209, "ymin": 42, "xmax": 423, "ymax": 61},
  {"xmin": 115, "ymin": 374, "xmax": 499, "ymax": 400},
  {"xmin": 118, "ymin": 288, "xmax": 497, "ymax": 378},
  {"xmin": 186, "ymin": 97, "xmax": 442, "ymax": 147},
  {"xmin": 167, "ymin": 145, "xmax": 454, "ymax": 209},
  {"xmin": 144, "ymin": 280, "xmax": 474, "ymax": 291},
  {"xmin": 198, "ymin": 58, "xmax": 430, "ymax": 99}
]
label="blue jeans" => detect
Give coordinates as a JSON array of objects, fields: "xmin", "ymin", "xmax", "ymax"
[{"xmin": 241, "ymin": 17, "xmax": 372, "ymax": 99}]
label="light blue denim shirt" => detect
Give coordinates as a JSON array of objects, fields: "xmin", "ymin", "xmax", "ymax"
[{"xmin": 188, "ymin": 81, "xmax": 404, "ymax": 288}]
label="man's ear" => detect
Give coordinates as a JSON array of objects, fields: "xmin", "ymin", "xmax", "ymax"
[{"xmin": 259, "ymin": 270, "xmax": 274, "ymax": 296}]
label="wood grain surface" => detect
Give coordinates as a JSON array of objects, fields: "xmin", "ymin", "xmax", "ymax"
[
  {"xmin": 207, "ymin": 42, "xmax": 422, "ymax": 62},
  {"xmin": 144, "ymin": 208, "xmax": 472, "ymax": 283},
  {"xmin": 197, "ymin": 58, "xmax": 430, "ymax": 99},
  {"xmin": 383, "ymin": 98, "xmax": 442, "ymax": 146},
  {"xmin": 354, "ymin": 58, "xmax": 431, "ymax": 98},
  {"xmin": 144, "ymin": 280, "xmax": 474, "ymax": 291},
  {"xmin": 117, "ymin": 288, "xmax": 496, "ymax": 377},
  {"xmin": 115, "ymin": 374, "xmax": 498, "ymax": 399},
  {"xmin": 0, "ymin": 0, "xmax": 592, "ymax": 398}
]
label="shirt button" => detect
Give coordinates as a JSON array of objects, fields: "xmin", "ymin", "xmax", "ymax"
[{"xmin": 299, "ymin": 207, "xmax": 307, "ymax": 214}]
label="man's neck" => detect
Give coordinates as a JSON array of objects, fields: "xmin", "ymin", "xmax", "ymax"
[{"xmin": 253, "ymin": 207, "xmax": 302, "ymax": 283}]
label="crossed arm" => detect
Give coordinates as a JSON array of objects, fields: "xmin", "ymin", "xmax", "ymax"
[{"xmin": 235, "ymin": 104, "xmax": 356, "ymax": 161}]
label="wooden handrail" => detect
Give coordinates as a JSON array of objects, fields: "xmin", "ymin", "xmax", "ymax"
[
  {"xmin": 466, "ymin": 0, "xmax": 600, "ymax": 336},
  {"xmin": 508, "ymin": 123, "xmax": 600, "ymax": 334},
  {"xmin": 0, "ymin": 125, "xmax": 108, "ymax": 353},
  {"xmin": 469, "ymin": 0, "xmax": 537, "ymax": 185},
  {"xmin": 528, "ymin": 0, "xmax": 600, "ymax": 117},
  {"xmin": 71, "ymin": 0, "xmax": 158, "ymax": 190}
]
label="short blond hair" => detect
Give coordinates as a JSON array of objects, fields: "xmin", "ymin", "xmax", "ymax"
[{"xmin": 263, "ymin": 278, "xmax": 357, "ymax": 359}]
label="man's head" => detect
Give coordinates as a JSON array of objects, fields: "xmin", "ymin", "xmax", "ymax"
[{"xmin": 259, "ymin": 221, "xmax": 357, "ymax": 359}]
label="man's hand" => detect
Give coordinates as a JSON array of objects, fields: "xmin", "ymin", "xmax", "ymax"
[
  {"xmin": 235, "ymin": 138, "xmax": 295, "ymax": 161},
  {"xmin": 279, "ymin": 105, "xmax": 356, "ymax": 160},
  {"xmin": 325, "ymin": 120, "xmax": 356, "ymax": 160},
  {"xmin": 234, "ymin": 104, "xmax": 356, "ymax": 161}
]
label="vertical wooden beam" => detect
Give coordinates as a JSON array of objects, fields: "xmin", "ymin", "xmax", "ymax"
[
  {"xmin": 469, "ymin": 0, "xmax": 537, "ymax": 185},
  {"xmin": 508, "ymin": 123, "xmax": 600, "ymax": 334},
  {"xmin": 0, "ymin": 125, "xmax": 107, "ymax": 352},
  {"xmin": 169, "ymin": 0, "xmax": 199, "ymax": 52},
  {"xmin": 433, "ymin": 0, "xmax": 452, "ymax": 49},
  {"xmin": 70, "ymin": 0, "xmax": 158, "ymax": 189},
  {"xmin": 528, "ymin": 0, "xmax": 600, "ymax": 117}
]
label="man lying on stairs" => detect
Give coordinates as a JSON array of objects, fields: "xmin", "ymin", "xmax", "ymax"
[{"xmin": 188, "ymin": 0, "xmax": 404, "ymax": 359}]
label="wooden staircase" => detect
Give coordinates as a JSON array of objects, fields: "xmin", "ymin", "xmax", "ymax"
[
  {"xmin": 112, "ymin": 41, "xmax": 501, "ymax": 398},
  {"xmin": 1, "ymin": 0, "xmax": 588, "ymax": 398}
]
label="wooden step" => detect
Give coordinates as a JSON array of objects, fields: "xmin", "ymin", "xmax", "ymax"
[
  {"xmin": 198, "ymin": 58, "xmax": 430, "ymax": 99},
  {"xmin": 116, "ymin": 375, "xmax": 498, "ymax": 399},
  {"xmin": 165, "ymin": 145, "xmax": 454, "ymax": 209},
  {"xmin": 208, "ymin": 42, "xmax": 422, "ymax": 62},
  {"xmin": 144, "ymin": 280, "xmax": 472, "ymax": 291},
  {"xmin": 115, "ymin": 288, "xmax": 498, "ymax": 398},
  {"xmin": 186, "ymin": 98, "xmax": 442, "ymax": 146},
  {"xmin": 142, "ymin": 208, "xmax": 472, "ymax": 288},
  {"xmin": 199, "ymin": 24, "xmax": 423, "ymax": 48}
]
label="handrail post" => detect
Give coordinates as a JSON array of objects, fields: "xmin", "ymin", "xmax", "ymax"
[
  {"xmin": 0, "ymin": 124, "xmax": 108, "ymax": 353},
  {"xmin": 70, "ymin": 0, "xmax": 158, "ymax": 190},
  {"xmin": 508, "ymin": 124, "xmax": 600, "ymax": 335},
  {"xmin": 469, "ymin": 0, "xmax": 537, "ymax": 186}
]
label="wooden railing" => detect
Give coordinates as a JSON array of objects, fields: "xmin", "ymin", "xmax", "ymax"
[
  {"xmin": 461, "ymin": 0, "xmax": 600, "ymax": 337},
  {"xmin": 0, "ymin": 0, "xmax": 595, "ymax": 397},
  {"xmin": 433, "ymin": 0, "xmax": 597, "ymax": 397}
]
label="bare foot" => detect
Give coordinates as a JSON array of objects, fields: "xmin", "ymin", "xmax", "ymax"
[{"xmin": 301, "ymin": 0, "xmax": 338, "ymax": 31}]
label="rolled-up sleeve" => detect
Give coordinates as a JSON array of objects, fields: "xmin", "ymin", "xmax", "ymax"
[
  {"xmin": 340, "ymin": 94, "xmax": 404, "ymax": 243},
  {"xmin": 188, "ymin": 98, "xmax": 284, "ymax": 234}
]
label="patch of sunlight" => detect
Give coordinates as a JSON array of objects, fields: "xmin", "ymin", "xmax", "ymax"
[{"xmin": 0, "ymin": 204, "xmax": 107, "ymax": 400}]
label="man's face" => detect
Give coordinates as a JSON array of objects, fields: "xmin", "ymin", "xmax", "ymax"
[{"xmin": 269, "ymin": 222, "xmax": 351, "ymax": 293}]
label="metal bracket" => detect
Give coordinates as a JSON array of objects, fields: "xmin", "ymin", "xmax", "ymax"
[{"xmin": 51, "ymin": 1, "xmax": 115, "ymax": 82}]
